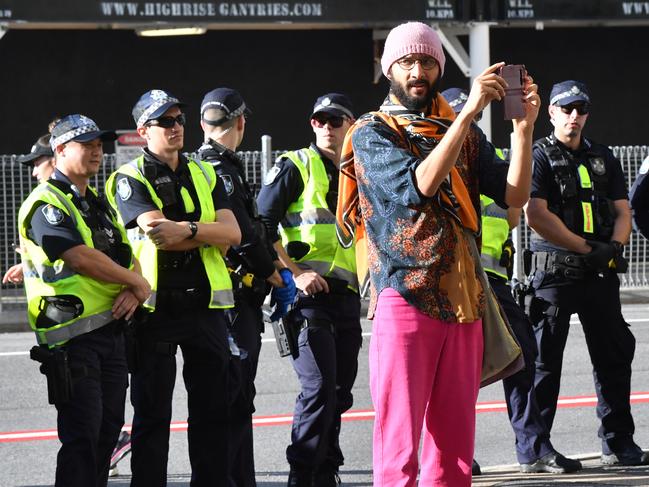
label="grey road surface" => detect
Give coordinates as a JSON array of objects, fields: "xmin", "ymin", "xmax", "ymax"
[{"xmin": 1, "ymin": 304, "xmax": 648, "ymax": 486}]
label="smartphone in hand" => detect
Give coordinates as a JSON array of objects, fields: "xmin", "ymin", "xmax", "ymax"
[{"xmin": 500, "ymin": 64, "xmax": 526, "ymax": 120}]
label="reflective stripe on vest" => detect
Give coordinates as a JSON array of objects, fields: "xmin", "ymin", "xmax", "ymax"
[
  {"xmin": 480, "ymin": 194, "xmax": 509, "ymax": 279},
  {"xmin": 106, "ymin": 156, "xmax": 234, "ymax": 310},
  {"xmin": 37, "ymin": 310, "xmax": 114, "ymax": 346},
  {"xmin": 279, "ymin": 148, "xmax": 358, "ymax": 292},
  {"xmin": 577, "ymin": 164, "xmax": 594, "ymax": 233},
  {"xmin": 18, "ymin": 182, "xmax": 132, "ymax": 347}
]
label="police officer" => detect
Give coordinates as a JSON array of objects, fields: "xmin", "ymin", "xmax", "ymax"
[
  {"xmin": 3, "ymin": 133, "xmax": 56, "ymax": 285},
  {"xmin": 106, "ymin": 90, "xmax": 241, "ymax": 486},
  {"xmin": 442, "ymin": 88, "xmax": 582, "ymax": 474},
  {"xmin": 196, "ymin": 87, "xmax": 296, "ymax": 486},
  {"xmin": 18, "ymin": 114, "xmax": 150, "ymax": 487},
  {"xmin": 257, "ymin": 93, "xmax": 362, "ymax": 487},
  {"xmin": 525, "ymin": 80, "xmax": 648, "ymax": 466},
  {"xmin": 630, "ymin": 155, "xmax": 649, "ymax": 239}
]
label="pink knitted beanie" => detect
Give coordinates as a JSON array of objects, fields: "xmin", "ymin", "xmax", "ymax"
[{"xmin": 381, "ymin": 22, "xmax": 446, "ymax": 77}]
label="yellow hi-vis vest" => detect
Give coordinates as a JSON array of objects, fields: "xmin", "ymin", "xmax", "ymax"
[
  {"xmin": 480, "ymin": 194, "xmax": 510, "ymax": 279},
  {"xmin": 18, "ymin": 182, "xmax": 133, "ymax": 347},
  {"xmin": 279, "ymin": 148, "xmax": 358, "ymax": 292},
  {"xmin": 106, "ymin": 155, "xmax": 234, "ymax": 311}
]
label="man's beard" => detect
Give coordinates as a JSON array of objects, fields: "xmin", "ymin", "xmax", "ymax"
[{"xmin": 390, "ymin": 77, "xmax": 440, "ymax": 112}]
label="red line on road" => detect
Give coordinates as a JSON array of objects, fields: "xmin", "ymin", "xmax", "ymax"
[{"xmin": 2, "ymin": 392, "xmax": 649, "ymax": 444}]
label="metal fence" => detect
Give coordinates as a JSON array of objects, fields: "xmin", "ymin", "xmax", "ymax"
[
  {"xmin": 0, "ymin": 146, "xmax": 282, "ymax": 311},
  {"xmin": 2, "ymin": 145, "xmax": 649, "ymax": 312}
]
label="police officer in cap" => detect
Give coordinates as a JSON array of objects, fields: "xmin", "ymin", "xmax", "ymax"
[
  {"xmin": 257, "ymin": 93, "xmax": 362, "ymax": 487},
  {"xmin": 442, "ymin": 88, "xmax": 582, "ymax": 474},
  {"xmin": 196, "ymin": 87, "xmax": 296, "ymax": 486},
  {"xmin": 18, "ymin": 114, "xmax": 151, "ymax": 487},
  {"xmin": 3, "ymin": 133, "xmax": 56, "ymax": 285},
  {"xmin": 107, "ymin": 89, "xmax": 241, "ymax": 485},
  {"xmin": 525, "ymin": 80, "xmax": 648, "ymax": 465}
]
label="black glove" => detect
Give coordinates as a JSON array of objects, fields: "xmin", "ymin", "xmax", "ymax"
[{"xmin": 585, "ymin": 240, "xmax": 616, "ymax": 270}]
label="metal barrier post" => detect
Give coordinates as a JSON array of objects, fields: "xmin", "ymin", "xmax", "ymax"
[{"xmin": 261, "ymin": 135, "xmax": 272, "ymax": 180}]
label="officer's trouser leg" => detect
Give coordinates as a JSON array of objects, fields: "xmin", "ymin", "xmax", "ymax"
[
  {"xmin": 130, "ymin": 313, "xmax": 178, "ymax": 487},
  {"xmin": 287, "ymin": 317, "xmax": 337, "ymax": 469},
  {"xmin": 55, "ymin": 323, "xmax": 127, "ymax": 487},
  {"xmin": 181, "ymin": 309, "xmax": 230, "ymax": 487},
  {"xmin": 531, "ymin": 275, "xmax": 572, "ymax": 432},
  {"xmin": 324, "ymin": 299, "xmax": 362, "ymax": 470},
  {"xmin": 576, "ymin": 273, "xmax": 636, "ymax": 449},
  {"xmin": 228, "ymin": 300, "xmax": 263, "ymax": 487},
  {"xmin": 492, "ymin": 278, "xmax": 553, "ymax": 463}
]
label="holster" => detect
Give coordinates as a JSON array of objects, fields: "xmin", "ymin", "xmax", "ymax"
[
  {"xmin": 30, "ymin": 345, "xmax": 72, "ymax": 406},
  {"xmin": 277, "ymin": 309, "xmax": 300, "ymax": 359}
]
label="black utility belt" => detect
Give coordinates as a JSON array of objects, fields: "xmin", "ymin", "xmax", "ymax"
[
  {"xmin": 531, "ymin": 251, "xmax": 590, "ymax": 280},
  {"xmin": 228, "ymin": 267, "xmax": 267, "ymax": 295},
  {"xmin": 322, "ymin": 276, "xmax": 352, "ymax": 295},
  {"xmin": 157, "ymin": 287, "xmax": 209, "ymax": 302},
  {"xmin": 158, "ymin": 249, "xmax": 200, "ymax": 270}
]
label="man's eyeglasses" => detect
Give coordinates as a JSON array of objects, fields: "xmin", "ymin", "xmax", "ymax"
[
  {"xmin": 559, "ymin": 104, "xmax": 589, "ymax": 116},
  {"xmin": 396, "ymin": 56, "xmax": 438, "ymax": 71},
  {"xmin": 312, "ymin": 114, "xmax": 346, "ymax": 129},
  {"xmin": 146, "ymin": 113, "xmax": 186, "ymax": 128}
]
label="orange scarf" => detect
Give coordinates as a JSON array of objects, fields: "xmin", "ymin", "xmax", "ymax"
[{"xmin": 335, "ymin": 93, "xmax": 479, "ymax": 288}]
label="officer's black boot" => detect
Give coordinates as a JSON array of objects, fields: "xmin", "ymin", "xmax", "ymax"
[{"xmin": 288, "ymin": 465, "xmax": 314, "ymax": 487}]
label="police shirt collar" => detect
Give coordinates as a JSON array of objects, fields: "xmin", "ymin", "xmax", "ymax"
[
  {"xmin": 50, "ymin": 169, "xmax": 95, "ymax": 201},
  {"xmin": 549, "ymin": 132, "xmax": 591, "ymax": 155},
  {"xmin": 142, "ymin": 147, "xmax": 189, "ymax": 173},
  {"xmin": 310, "ymin": 143, "xmax": 335, "ymax": 169}
]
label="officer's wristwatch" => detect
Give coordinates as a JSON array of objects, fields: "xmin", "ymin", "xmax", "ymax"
[{"xmin": 187, "ymin": 221, "xmax": 198, "ymax": 239}]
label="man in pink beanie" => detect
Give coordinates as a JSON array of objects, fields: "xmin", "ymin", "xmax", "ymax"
[{"xmin": 336, "ymin": 21, "xmax": 541, "ymax": 486}]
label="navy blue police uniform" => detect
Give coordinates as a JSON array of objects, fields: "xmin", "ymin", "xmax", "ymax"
[
  {"xmin": 113, "ymin": 145, "xmax": 233, "ymax": 485},
  {"xmin": 630, "ymin": 156, "xmax": 649, "ymax": 239},
  {"xmin": 197, "ymin": 138, "xmax": 278, "ymax": 487},
  {"xmin": 527, "ymin": 81, "xmax": 646, "ymax": 465},
  {"xmin": 27, "ymin": 169, "xmax": 130, "ymax": 487},
  {"xmin": 257, "ymin": 140, "xmax": 362, "ymax": 484}
]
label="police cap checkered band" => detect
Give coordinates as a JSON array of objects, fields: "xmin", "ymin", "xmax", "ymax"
[
  {"xmin": 50, "ymin": 115, "xmax": 102, "ymax": 150},
  {"xmin": 201, "ymin": 100, "xmax": 247, "ymax": 119},
  {"xmin": 200, "ymin": 87, "xmax": 251, "ymax": 125},
  {"xmin": 549, "ymin": 80, "xmax": 591, "ymax": 106},
  {"xmin": 133, "ymin": 90, "xmax": 183, "ymax": 127}
]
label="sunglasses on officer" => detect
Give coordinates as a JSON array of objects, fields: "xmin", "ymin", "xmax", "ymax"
[
  {"xmin": 558, "ymin": 103, "xmax": 589, "ymax": 116},
  {"xmin": 146, "ymin": 113, "xmax": 187, "ymax": 128},
  {"xmin": 311, "ymin": 114, "xmax": 347, "ymax": 129}
]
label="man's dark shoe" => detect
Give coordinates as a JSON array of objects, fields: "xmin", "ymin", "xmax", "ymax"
[
  {"xmin": 288, "ymin": 466, "xmax": 314, "ymax": 487},
  {"xmin": 472, "ymin": 459, "xmax": 482, "ymax": 476},
  {"xmin": 601, "ymin": 442, "xmax": 649, "ymax": 466},
  {"xmin": 520, "ymin": 452, "xmax": 583, "ymax": 474}
]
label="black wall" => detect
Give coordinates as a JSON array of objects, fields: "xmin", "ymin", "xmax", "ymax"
[{"xmin": 1, "ymin": 25, "xmax": 647, "ymax": 154}]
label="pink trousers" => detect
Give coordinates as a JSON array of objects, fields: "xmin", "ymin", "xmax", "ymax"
[{"xmin": 370, "ymin": 288, "xmax": 483, "ymax": 487}]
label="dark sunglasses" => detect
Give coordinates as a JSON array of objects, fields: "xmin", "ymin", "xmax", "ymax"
[
  {"xmin": 312, "ymin": 114, "xmax": 346, "ymax": 129},
  {"xmin": 147, "ymin": 113, "xmax": 186, "ymax": 128},
  {"xmin": 559, "ymin": 104, "xmax": 589, "ymax": 115}
]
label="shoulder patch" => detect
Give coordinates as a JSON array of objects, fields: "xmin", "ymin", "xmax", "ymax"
[
  {"xmin": 589, "ymin": 157, "xmax": 606, "ymax": 176},
  {"xmin": 117, "ymin": 177, "xmax": 132, "ymax": 201},
  {"xmin": 264, "ymin": 165, "xmax": 281, "ymax": 186},
  {"xmin": 42, "ymin": 204, "xmax": 64, "ymax": 225},
  {"xmin": 640, "ymin": 156, "xmax": 649, "ymax": 175},
  {"xmin": 221, "ymin": 174, "xmax": 234, "ymax": 195}
]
